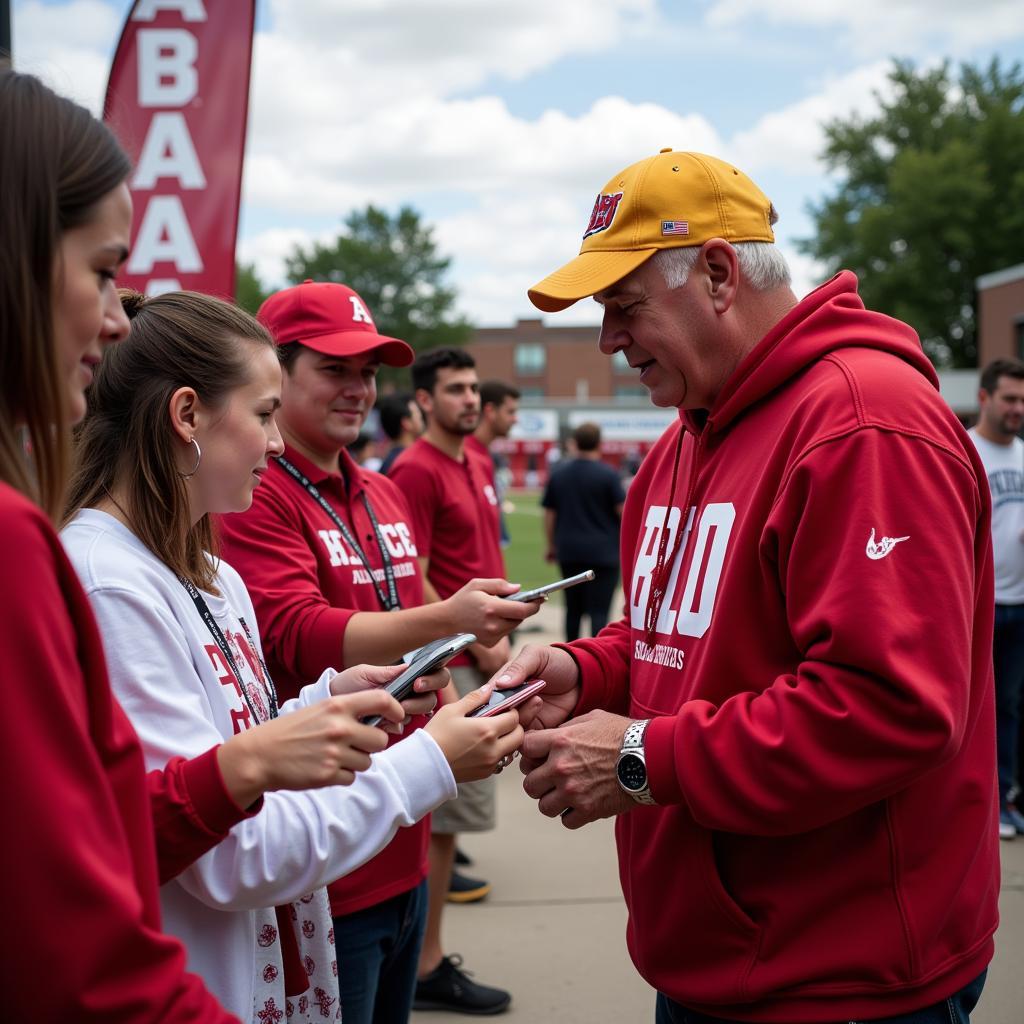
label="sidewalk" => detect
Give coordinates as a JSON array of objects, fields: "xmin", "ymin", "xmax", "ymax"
[{"xmin": 415, "ymin": 598, "xmax": 1024, "ymax": 1023}]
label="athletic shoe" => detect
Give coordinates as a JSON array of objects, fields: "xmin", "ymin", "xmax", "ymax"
[
  {"xmin": 454, "ymin": 846, "xmax": 473, "ymax": 867},
  {"xmin": 1005, "ymin": 805, "xmax": 1024, "ymax": 833},
  {"xmin": 414, "ymin": 954, "xmax": 511, "ymax": 1015},
  {"xmin": 999, "ymin": 809, "xmax": 1018, "ymax": 840},
  {"xmin": 447, "ymin": 871, "xmax": 491, "ymax": 903}
]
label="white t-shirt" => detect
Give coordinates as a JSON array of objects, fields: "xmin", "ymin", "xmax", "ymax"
[
  {"xmin": 968, "ymin": 429, "xmax": 1024, "ymax": 604},
  {"xmin": 62, "ymin": 509, "xmax": 456, "ymax": 1023}
]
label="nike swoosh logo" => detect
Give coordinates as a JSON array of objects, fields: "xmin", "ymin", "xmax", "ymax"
[{"xmin": 866, "ymin": 528, "xmax": 909, "ymax": 560}]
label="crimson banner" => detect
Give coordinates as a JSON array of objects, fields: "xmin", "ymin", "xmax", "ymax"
[{"xmin": 103, "ymin": 0, "xmax": 256, "ymax": 301}]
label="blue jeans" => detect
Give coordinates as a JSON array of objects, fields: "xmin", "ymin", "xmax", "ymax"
[
  {"xmin": 994, "ymin": 603, "xmax": 1024, "ymax": 804},
  {"xmin": 333, "ymin": 880, "xmax": 428, "ymax": 1024},
  {"xmin": 655, "ymin": 970, "xmax": 986, "ymax": 1024}
]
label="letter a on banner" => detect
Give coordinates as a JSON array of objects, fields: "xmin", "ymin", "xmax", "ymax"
[{"xmin": 103, "ymin": 0, "xmax": 256, "ymax": 300}]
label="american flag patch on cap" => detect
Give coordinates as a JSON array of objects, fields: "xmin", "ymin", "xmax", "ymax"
[{"xmin": 661, "ymin": 220, "xmax": 689, "ymax": 236}]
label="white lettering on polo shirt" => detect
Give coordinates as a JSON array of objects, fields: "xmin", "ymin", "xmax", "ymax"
[
  {"xmin": 318, "ymin": 529, "xmax": 351, "ymax": 567},
  {"xmin": 380, "ymin": 522, "xmax": 418, "ymax": 559}
]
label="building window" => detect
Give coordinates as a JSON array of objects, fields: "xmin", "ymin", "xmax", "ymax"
[
  {"xmin": 514, "ymin": 343, "xmax": 546, "ymax": 375},
  {"xmin": 612, "ymin": 350, "xmax": 630, "ymax": 372},
  {"xmin": 1017, "ymin": 318, "xmax": 1024, "ymax": 361},
  {"xmin": 518, "ymin": 386, "xmax": 545, "ymax": 399},
  {"xmin": 614, "ymin": 385, "xmax": 647, "ymax": 399}
]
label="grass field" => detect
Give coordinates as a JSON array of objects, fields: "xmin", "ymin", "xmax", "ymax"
[{"xmin": 502, "ymin": 489, "xmax": 554, "ymax": 596}]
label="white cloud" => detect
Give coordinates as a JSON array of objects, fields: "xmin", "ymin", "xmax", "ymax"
[
  {"xmin": 267, "ymin": 0, "xmax": 658, "ymax": 93},
  {"xmin": 730, "ymin": 61, "xmax": 894, "ymax": 175},
  {"xmin": 12, "ymin": 0, "xmax": 120, "ymax": 111},
  {"xmin": 706, "ymin": 0, "xmax": 1024, "ymax": 56}
]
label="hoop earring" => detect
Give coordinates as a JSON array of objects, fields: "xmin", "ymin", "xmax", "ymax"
[{"xmin": 180, "ymin": 437, "xmax": 202, "ymax": 479}]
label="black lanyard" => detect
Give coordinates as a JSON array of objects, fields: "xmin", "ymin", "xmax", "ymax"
[
  {"xmin": 178, "ymin": 574, "xmax": 279, "ymax": 722},
  {"xmin": 276, "ymin": 455, "xmax": 401, "ymax": 612}
]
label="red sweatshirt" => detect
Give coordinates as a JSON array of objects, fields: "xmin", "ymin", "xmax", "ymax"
[
  {"xmin": 389, "ymin": 437, "xmax": 504, "ymax": 667},
  {"xmin": 217, "ymin": 446, "xmax": 430, "ymax": 917},
  {"xmin": 0, "ymin": 482, "xmax": 237, "ymax": 1022},
  {"xmin": 567, "ymin": 273, "xmax": 999, "ymax": 1021}
]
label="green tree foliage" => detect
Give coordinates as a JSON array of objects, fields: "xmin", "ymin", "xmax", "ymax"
[
  {"xmin": 235, "ymin": 262, "xmax": 269, "ymax": 315},
  {"xmin": 285, "ymin": 205, "xmax": 472, "ymax": 356},
  {"xmin": 801, "ymin": 58, "xmax": 1024, "ymax": 367}
]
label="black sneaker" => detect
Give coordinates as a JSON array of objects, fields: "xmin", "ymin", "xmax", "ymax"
[
  {"xmin": 414, "ymin": 954, "xmax": 511, "ymax": 1015},
  {"xmin": 447, "ymin": 870, "xmax": 491, "ymax": 903},
  {"xmin": 454, "ymin": 845, "xmax": 473, "ymax": 867}
]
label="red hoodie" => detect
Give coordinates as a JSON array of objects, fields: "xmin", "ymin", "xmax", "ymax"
[{"xmin": 567, "ymin": 273, "xmax": 999, "ymax": 1022}]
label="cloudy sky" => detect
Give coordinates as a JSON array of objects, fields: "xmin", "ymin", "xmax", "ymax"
[{"xmin": 12, "ymin": 0, "xmax": 1024, "ymax": 327}]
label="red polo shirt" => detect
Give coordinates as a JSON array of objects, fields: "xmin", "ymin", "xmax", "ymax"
[
  {"xmin": 217, "ymin": 445, "xmax": 429, "ymax": 917},
  {"xmin": 388, "ymin": 438, "xmax": 504, "ymax": 671}
]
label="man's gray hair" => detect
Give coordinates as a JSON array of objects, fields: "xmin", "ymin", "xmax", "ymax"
[{"xmin": 652, "ymin": 242, "xmax": 791, "ymax": 292}]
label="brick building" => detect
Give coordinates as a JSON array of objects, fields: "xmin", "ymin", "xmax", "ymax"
[{"xmin": 977, "ymin": 264, "xmax": 1024, "ymax": 366}]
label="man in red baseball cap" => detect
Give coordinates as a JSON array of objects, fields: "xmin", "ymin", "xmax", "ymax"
[{"xmin": 218, "ymin": 280, "xmax": 539, "ymax": 1024}]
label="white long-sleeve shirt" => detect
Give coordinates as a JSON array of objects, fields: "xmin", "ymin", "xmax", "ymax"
[{"xmin": 63, "ymin": 509, "xmax": 456, "ymax": 1023}]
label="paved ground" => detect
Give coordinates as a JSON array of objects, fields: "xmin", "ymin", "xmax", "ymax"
[{"xmin": 414, "ymin": 599, "xmax": 1024, "ymax": 1023}]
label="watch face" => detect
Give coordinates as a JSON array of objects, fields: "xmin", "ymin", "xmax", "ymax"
[{"xmin": 617, "ymin": 752, "xmax": 647, "ymax": 793}]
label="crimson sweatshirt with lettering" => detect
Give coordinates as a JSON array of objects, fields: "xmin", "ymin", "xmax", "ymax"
[
  {"xmin": 0, "ymin": 482, "xmax": 237, "ymax": 1022},
  {"xmin": 567, "ymin": 273, "xmax": 999, "ymax": 1022}
]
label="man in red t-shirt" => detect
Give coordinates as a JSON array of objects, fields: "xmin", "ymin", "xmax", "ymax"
[
  {"xmin": 468, "ymin": 380, "xmax": 520, "ymax": 546},
  {"xmin": 218, "ymin": 282, "xmax": 536, "ymax": 1024},
  {"xmin": 389, "ymin": 350, "xmax": 517, "ymax": 1015}
]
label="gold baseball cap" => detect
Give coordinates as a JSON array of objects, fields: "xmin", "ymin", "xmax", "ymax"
[{"xmin": 528, "ymin": 149, "xmax": 776, "ymax": 313}]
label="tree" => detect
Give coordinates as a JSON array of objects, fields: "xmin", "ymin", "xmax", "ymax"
[
  {"xmin": 801, "ymin": 58, "xmax": 1024, "ymax": 367},
  {"xmin": 235, "ymin": 262, "xmax": 269, "ymax": 315},
  {"xmin": 285, "ymin": 205, "xmax": 472, "ymax": 357}
]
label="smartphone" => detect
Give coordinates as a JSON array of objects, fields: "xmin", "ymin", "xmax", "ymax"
[
  {"xmin": 468, "ymin": 679, "xmax": 547, "ymax": 718},
  {"xmin": 505, "ymin": 569, "xmax": 596, "ymax": 603},
  {"xmin": 363, "ymin": 632, "xmax": 477, "ymax": 727}
]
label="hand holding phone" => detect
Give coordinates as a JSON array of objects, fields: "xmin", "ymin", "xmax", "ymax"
[
  {"xmin": 468, "ymin": 679, "xmax": 547, "ymax": 718},
  {"xmin": 363, "ymin": 632, "xmax": 476, "ymax": 727},
  {"xmin": 505, "ymin": 569, "xmax": 595, "ymax": 603}
]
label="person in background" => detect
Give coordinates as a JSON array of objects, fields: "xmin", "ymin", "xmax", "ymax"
[
  {"xmin": 390, "ymin": 350, "xmax": 515, "ymax": 1016},
  {"xmin": 542, "ymin": 421, "xmax": 625, "ymax": 640},
  {"xmin": 378, "ymin": 391, "xmax": 424, "ymax": 475},
  {"xmin": 497, "ymin": 148, "xmax": 997, "ymax": 1024},
  {"xmin": 348, "ymin": 431, "xmax": 381, "ymax": 470},
  {"xmin": 968, "ymin": 358, "xmax": 1024, "ymax": 839},
  {"xmin": 217, "ymin": 282, "xmax": 540, "ymax": 1023},
  {"xmin": 469, "ymin": 381, "xmax": 520, "ymax": 546}
]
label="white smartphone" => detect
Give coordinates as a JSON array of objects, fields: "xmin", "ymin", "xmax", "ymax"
[
  {"xmin": 505, "ymin": 569, "xmax": 595, "ymax": 603},
  {"xmin": 468, "ymin": 679, "xmax": 547, "ymax": 718}
]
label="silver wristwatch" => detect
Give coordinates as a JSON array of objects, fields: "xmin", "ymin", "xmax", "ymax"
[{"xmin": 616, "ymin": 719, "xmax": 656, "ymax": 805}]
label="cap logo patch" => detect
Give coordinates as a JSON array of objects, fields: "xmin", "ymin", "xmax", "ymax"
[
  {"xmin": 349, "ymin": 295, "xmax": 374, "ymax": 325},
  {"xmin": 583, "ymin": 191, "xmax": 624, "ymax": 239},
  {"xmin": 661, "ymin": 220, "xmax": 689, "ymax": 236}
]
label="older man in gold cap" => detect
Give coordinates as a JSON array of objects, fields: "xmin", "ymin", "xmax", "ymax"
[{"xmin": 498, "ymin": 149, "xmax": 998, "ymax": 1024}]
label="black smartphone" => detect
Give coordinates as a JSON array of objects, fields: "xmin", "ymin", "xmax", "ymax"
[
  {"xmin": 505, "ymin": 569, "xmax": 595, "ymax": 603},
  {"xmin": 363, "ymin": 632, "xmax": 477, "ymax": 727},
  {"xmin": 467, "ymin": 679, "xmax": 547, "ymax": 718}
]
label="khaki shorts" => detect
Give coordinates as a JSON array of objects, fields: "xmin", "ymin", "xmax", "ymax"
[{"xmin": 430, "ymin": 666, "xmax": 496, "ymax": 834}]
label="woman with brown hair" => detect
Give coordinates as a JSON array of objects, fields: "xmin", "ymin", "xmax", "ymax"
[
  {"xmin": 0, "ymin": 67, "xmax": 240, "ymax": 1021},
  {"xmin": 61, "ymin": 288, "xmax": 526, "ymax": 1022}
]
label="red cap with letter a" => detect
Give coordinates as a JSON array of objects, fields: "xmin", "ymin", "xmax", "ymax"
[{"xmin": 258, "ymin": 280, "xmax": 414, "ymax": 366}]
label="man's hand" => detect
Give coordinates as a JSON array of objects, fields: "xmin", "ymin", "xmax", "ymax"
[
  {"xmin": 520, "ymin": 710, "xmax": 635, "ymax": 829},
  {"xmin": 488, "ymin": 643, "xmax": 580, "ymax": 732},
  {"xmin": 444, "ymin": 577, "xmax": 541, "ymax": 646}
]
